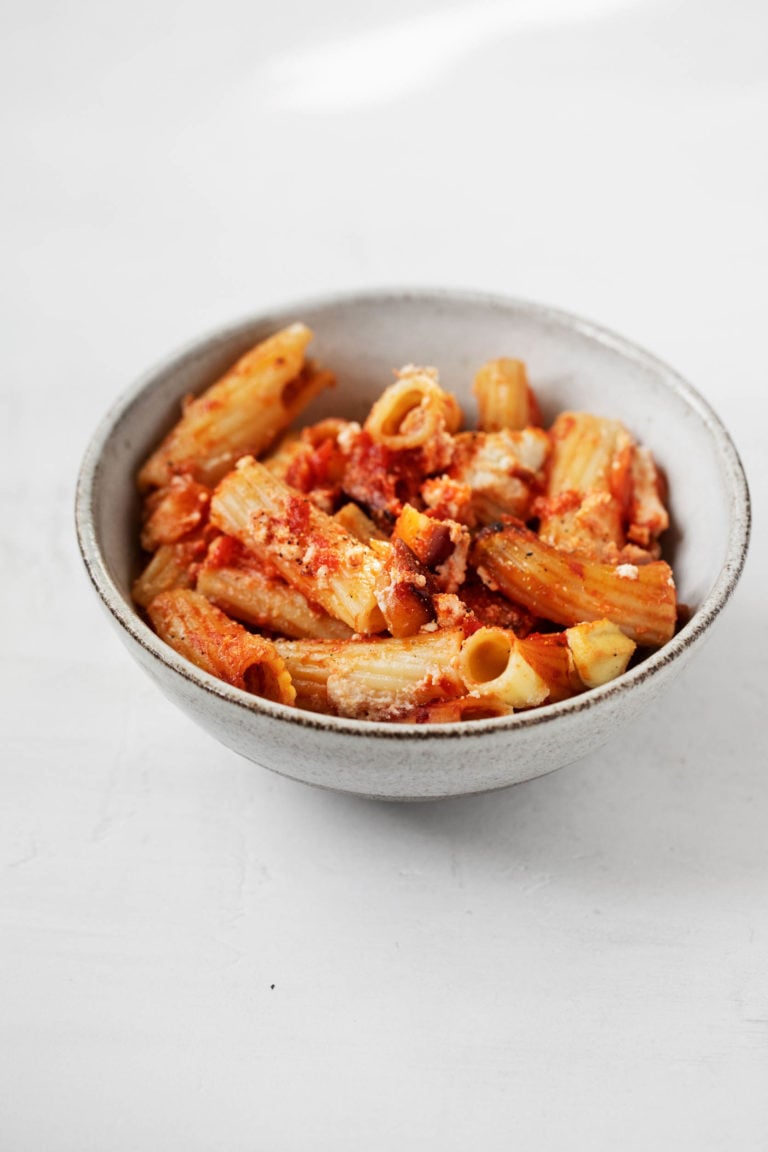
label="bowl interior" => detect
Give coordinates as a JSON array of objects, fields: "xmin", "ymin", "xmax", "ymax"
[{"xmin": 88, "ymin": 291, "xmax": 741, "ymax": 630}]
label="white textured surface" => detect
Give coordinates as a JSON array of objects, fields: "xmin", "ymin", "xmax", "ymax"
[{"xmin": 2, "ymin": 0, "xmax": 766, "ymax": 1147}]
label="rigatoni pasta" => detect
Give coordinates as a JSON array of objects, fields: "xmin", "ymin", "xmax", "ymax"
[
  {"xmin": 276, "ymin": 630, "xmax": 465, "ymax": 721},
  {"xmin": 471, "ymin": 521, "xmax": 676, "ymax": 647},
  {"xmin": 138, "ymin": 323, "xmax": 332, "ymax": 489},
  {"xmin": 196, "ymin": 536, "xmax": 353, "ymax": 640},
  {"xmin": 133, "ymin": 324, "xmax": 679, "ymax": 722},
  {"xmin": 210, "ymin": 456, "xmax": 386, "ymax": 634},
  {"xmin": 535, "ymin": 412, "xmax": 634, "ymax": 562},
  {"xmin": 147, "ymin": 589, "xmax": 295, "ymax": 704},
  {"xmin": 473, "ymin": 357, "xmax": 540, "ymax": 432}
]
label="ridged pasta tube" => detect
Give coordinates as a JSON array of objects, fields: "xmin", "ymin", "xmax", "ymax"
[
  {"xmin": 139, "ymin": 324, "xmax": 332, "ymax": 489},
  {"xmin": 147, "ymin": 589, "xmax": 295, "ymax": 704},
  {"xmin": 459, "ymin": 627, "xmax": 549, "ymax": 709},
  {"xmin": 472, "ymin": 521, "xmax": 676, "ymax": 647},
  {"xmin": 210, "ymin": 457, "xmax": 386, "ymax": 634}
]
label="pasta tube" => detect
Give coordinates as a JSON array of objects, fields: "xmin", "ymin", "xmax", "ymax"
[
  {"xmin": 132, "ymin": 528, "xmax": 213, "ymax": 608},
  {"xmin": 140, "ymin": 475, "xmax": 211, "ymax": 551},
  {"xmin": 459, "ymin": 628, "xmax": 549, "ymax": 709},
  {"xmin": 196, "ymin": 537, "xmax": 352, "ymax": 640},
  {"xmin": 210, "ymin": 457, "xmax": 386, "ymax": 634},
  {"xmin": 333, "ymin": 502, "xmax": 388, "ymax": 544},
  {"xmin": 472, "ymin": 520, "xmax": 676, "ymax": 646},
  {"xmin": 365, "ymin": 366, "xmax": 462, "ymax": 450},
  {"xmin": 340, "ymin": 367, "xmax": 461, "ymax": 521},
  {"xmin": 473, "ymin": 358, "xmax": 541, "ymax": 432},
  {"xmin": 138, "ymin": 324, "xmax": 333, "ymax": 489},
  {"xmin": 133, "ymin": 544, "xmax": 195, "ymax": 607},
  {"xmin": 260, "ymin": 433, "xmax": 303, "ymax": 481},
  {"xmin": 565, "ymin": 619, "xmax": 637, "ymax": 689},
  {"xmin": 537, "ymin": 412, "xmax": 634, "ymax": 559},
  {"xmin": 276, "ymin": 631, "xmax": 465, "ymax": 720},
  {"xmin": 272, "ymin": 638, "xmax": 346, "ymax": 712},
  {"xmin": 546, "ymin": 412, "xmax": 633, "ymax": 498},
  {"xmin": 147, "ymin": 589, "xmax": 296, "ymax": 704}
]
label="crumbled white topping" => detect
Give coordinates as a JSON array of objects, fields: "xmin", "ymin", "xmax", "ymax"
[
  {"xmin": 433, "ymin": 593, "xmax": 467, "ymax": 629},
  {"xmin": 421, "ymin": 475, "xmax": 472, "ymax": 522},
  {"xmin": 511, "ymin": 427, "xmax": 550, "ymax": 473},
  {"xmin": 336, "ymin": 421, "xmax": 361, "ymax": 454},
  {"xmin": 436, "ymin": 550, "xmax": 468, "ymax": 595},
  {"xmin": 616, "ymin": 564, "xmax": 639, "ymax": 580},
  {"xmin": 476, "ymin": 565, "xmax": 499, "ymax": 592}
]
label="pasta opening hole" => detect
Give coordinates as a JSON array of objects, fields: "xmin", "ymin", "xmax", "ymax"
[
  {"xmin": 380, "ymin": 389, "xmax": 425, "ymax": 437},
  {"xmin": 281, "ymin": 367, "xmax": 310, "ymax": 410},
  {"xmin": 244, "ymin": 662, "xmax": 282, "ymax": 702},
  {"xmin": 465, "ymin": 633, "xmax": 511, "ymax": 684}
]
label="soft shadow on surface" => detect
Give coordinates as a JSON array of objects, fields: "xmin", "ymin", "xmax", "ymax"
[{"xmin": 296, "ymin": 599, "xmax": 766, "ymax": 897}]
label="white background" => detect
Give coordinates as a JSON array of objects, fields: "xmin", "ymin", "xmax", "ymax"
[{"xmin": 2, "ymin": 0, "xmax": 767, "ymax": 1147}]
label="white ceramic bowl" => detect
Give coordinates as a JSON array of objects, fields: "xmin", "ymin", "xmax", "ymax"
[{"xmin": 76, "ymin": 290, "xmax": 750, "ymax": 800}]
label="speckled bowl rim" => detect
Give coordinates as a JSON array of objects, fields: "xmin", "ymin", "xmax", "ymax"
[{"xmin": 75, "ymin": 287, "xmax": 751, "ymax": 742}]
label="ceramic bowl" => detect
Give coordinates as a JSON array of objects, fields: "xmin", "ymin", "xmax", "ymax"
[{"xmin": 75, "ymin": 290, "xmax": 750, "ymax": 800}]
